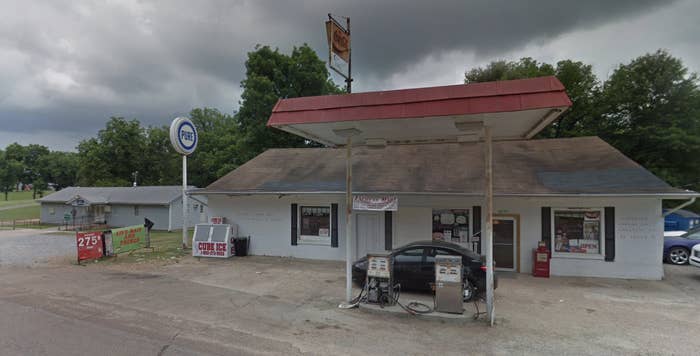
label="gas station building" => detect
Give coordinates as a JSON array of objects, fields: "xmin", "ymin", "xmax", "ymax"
[{"xmin": 195, "ymin": 77, "xmax": 696, "ymax": 281}]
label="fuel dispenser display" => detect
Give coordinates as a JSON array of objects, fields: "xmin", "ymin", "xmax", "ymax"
[
  {"xmin": 434, "ymin": 255, "xmax": 464, "ymax": 314},
  {"xmin": 365, "ymin": 252, "xmax": 395, "ymax": 306}
]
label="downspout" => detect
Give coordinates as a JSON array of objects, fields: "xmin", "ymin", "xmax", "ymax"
[{"xmin": 663, "ymin": 197, "xmax": 696, "ymax": 217}]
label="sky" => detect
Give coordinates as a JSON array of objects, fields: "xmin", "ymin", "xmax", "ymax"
[{"xmin": 1, "ymin": 0, "xmax": 698, "ymax": 151}]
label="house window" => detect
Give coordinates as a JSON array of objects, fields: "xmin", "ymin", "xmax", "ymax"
[
  {"xmin": 432, "ymin": 209, "xmax": 470, "ymax": 244},
  {"xmin": 553, "ymin": 209, "xmax": 603, "ymax": 256},
  {"xmin": 299, "ymin": 206, "xmax": 331, "ymax": 244},
  {"xmin": 49, "ymin": 207, "xmax": 55, "ymax": 215},
  {"xmin": 134, "ymin": 205, "xmax": 139, "ymax": 216}
]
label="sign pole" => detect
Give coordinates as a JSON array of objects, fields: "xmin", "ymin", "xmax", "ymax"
[
  {"xmin": 484, "ymin": 125, "xmax": 495, "ymax": 326},
  {"xmin": 182, "ymin": 154, "xmax": 188, "ymax": 249},
  {"xmin": 345, "ymin": 16, "xmax": 351, "ymax": 94},
  {"xmin": 169, "ymin": 116, "xmax": 198, "ymax": 249}
]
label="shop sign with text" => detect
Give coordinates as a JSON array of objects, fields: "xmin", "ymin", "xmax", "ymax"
[
  {"xmin": 77, "ymin": 231, "xmax": 103, "ymax": 262},
  {"xmin": 353, "ymin": 196, "xmax": 398, "ymax": 211},
  {"xmin": 111, "ymin": 225, "xmax": 146, "ymax": 254}
]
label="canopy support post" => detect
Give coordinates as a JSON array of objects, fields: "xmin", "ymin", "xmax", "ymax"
[
  {"xmin": 484, "ymin": 125, "xmax": 495, "ymax": 326},
  {"xmin": 345, "ymin": 136, "xmax": 353, "ymax": 302}
]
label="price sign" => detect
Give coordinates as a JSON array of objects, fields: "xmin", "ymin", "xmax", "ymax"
[{"xmin": 77, "ymin": 231, "xmax": 104, "ymax": 262}]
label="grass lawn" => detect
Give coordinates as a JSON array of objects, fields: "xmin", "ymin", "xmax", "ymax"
[
  {"xmin": 0, "ymin": 190, "xmax": 39, "ymax": 208},
  {"xmin": 101, "ymin": 229, "xmax": 193, "ymax": 264},
  {"xmin": 0, "ymin": 204, "xmax": 40, "ymax": 220}
]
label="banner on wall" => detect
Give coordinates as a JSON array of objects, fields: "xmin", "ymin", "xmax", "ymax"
[
  {"xmin": 353, "ymin": 196, "xmax": 398, "ymax": 211},
  {"xmin": 111, "ymin": 224, "xmax": 147, "ymax": 254}
]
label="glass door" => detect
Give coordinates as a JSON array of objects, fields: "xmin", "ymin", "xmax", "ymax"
[{"xmin": 493, "ymin": 217, "xmax": 516, "ymax": 271}]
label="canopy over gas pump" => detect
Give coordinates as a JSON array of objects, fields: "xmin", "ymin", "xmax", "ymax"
[{"xmin": 267, "ymin": 76, "xmax": 572, "ymax": 324}]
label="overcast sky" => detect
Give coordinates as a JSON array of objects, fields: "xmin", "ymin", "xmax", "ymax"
[{"xmin": 1, "ymin": 0, "xmax": 698, "ymax": 151}]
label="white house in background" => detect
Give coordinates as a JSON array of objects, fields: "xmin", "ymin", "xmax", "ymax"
[{"xmin": 39, "ymin": 186, "xmax": 207, "ymax": 231}]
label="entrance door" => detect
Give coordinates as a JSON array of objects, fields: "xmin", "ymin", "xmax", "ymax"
[
  {"xmin": 355, "ymin": 212, "xmax": 384, "ymax": 260},
  {"xmin": 493, "ymin": 217, "xmax": 517, "ymax": 271}
]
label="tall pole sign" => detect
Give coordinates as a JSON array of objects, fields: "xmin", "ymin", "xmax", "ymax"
[
  {"xmin": 326, "ymin": 13, "xmax": 352, "ymax": 93},
  {"xmin": 170, "ymin": 117, "xmax": 198, "ymax": 249}
]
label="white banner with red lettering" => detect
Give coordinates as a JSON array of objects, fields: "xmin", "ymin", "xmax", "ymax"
[{"xmin": 352, "ymin": 195, "xmax": 398, "ymax": 211}]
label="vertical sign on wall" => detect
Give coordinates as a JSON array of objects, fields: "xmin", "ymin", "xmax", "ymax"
[{"xmin": 170, "ymin": 117, "xmax": 198, "ymax": 248}]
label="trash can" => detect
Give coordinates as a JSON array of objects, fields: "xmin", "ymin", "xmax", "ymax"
[{"xmin": 233, "ymin": 236, "xmax": 250, "ymax": 256}]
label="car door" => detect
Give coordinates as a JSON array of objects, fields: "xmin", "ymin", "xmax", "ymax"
[{"xmin": 392, "ymin": 247, "xmax": 426, "ymax": 290}]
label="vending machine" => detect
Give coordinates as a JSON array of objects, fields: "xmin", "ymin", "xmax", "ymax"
[{"xmin": 434, "ymin": 255, "xmax": 464, "ymax": 314}]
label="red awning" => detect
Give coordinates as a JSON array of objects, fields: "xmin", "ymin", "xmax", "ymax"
[
  {"xmin": 267, "ymin": 76, "xmax": 572, "ymax": 146},
  {"xmin": 268, "ymin": 76, "xmax": 571, "ymax": 126}
]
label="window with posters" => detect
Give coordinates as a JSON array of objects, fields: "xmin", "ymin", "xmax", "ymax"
[
  {"xmin": 432, "ymin": 209, "xmax": 470, "ymax": 244},
  {"xmin": 553, "ymin": 209, "xmax": 604, "ymax": 256},
  {"xmin": 300, "ymin": 206, "xmax": 331, "ymax": 244}
]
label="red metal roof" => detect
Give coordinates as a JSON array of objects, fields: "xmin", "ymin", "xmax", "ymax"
[{"xmin": 267, "ymin": 76, "xmax": 572, "ymax": 126}]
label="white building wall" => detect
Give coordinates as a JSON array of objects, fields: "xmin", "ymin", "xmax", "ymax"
[
  {"xmin": 169, "ymin": 198, "xmax": 207, "ymax": 231},
  {"xmin": 207, "ymin": 194, "xmax": 664, "ymax": 279},
  {"xmin": 208, "ymin": 194, "xmax": 347, "ymax": 260},
  {"xmin": 108, "ymin": 204, "xmax": 170, "ymax": 230}
]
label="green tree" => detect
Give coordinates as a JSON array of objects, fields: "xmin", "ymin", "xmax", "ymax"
[
  {"xmin": 600, "ymin": 50, "xmax": 700, "ymax": 193},
  {"xmin": 3, "ymin": 143, "xmax": 52, "ymax": 198},
  {"xmin": 39, "ymin": 151, "xmax": 79, "ymax": 190},
  {"xmin": 0, "ymin": 151, "xmax": 23, "ymax": 200},
  {"xmin": 188, "ymin": 108, "xmax": 239, "ymax": 187},
  {"xmin": 235, "ymin": 44, "xmax": 342, "ymax": 162},
  {"xmin": 77, "ymin": 117, "xmax": 146, "ymax": 187},
  {"xmin": 465, "ymin": 57, "xmax": 601, "ymax": 139}
]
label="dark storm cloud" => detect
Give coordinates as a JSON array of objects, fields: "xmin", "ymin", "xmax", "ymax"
[{"xmin": 0, "ymin": 0, "xmax": 681, "ymax": 150}]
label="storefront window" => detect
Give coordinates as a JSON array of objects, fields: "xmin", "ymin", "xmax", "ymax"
[
  {"xmin": 300, "ymin": 206, "xmax": 331, "ymax": 243},
  {"xmin": 553, "ymin": 209, "xmax": 603, "ymax": 255},
  {"xmin": 432, "ymin": 209, "xmax": 470, "ymax": 244}
]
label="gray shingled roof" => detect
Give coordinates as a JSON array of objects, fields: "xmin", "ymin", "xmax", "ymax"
[
  {"xmin": 203, "ymin": 137, "xmax": 695, "ymax": 196},
  {"xmin": 39, "ymin": 186, "xmax": 194, "ymax": 205}
]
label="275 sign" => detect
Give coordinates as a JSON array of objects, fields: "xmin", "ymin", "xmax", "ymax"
[{"xmin": 76, "ymin": 231, "xmax": 104, "ymax": 262}]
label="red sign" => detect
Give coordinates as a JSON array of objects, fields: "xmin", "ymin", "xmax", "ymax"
[
  {"xmin": 195, "ymin": 241, "xmax": 228, "ymax": 257},
  {"xmin": 77, "ymin": 231, "xmax": 104, "ymax": 262}
]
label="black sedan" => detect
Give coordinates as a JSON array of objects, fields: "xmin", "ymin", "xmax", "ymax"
[{"xmin": 352, "ymin": 240, "xmax": 496, "ymax": 301}]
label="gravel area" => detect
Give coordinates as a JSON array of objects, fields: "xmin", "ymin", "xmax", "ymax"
[{"xmin": 0, "ymin": 229, "xmax": 76, "ymax": 266}]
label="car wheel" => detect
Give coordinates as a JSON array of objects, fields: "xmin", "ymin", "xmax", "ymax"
[
  {"xmin": 463, "ymin": 280, "xmax": 475, "ymax": 302},
  {"xmin": 668, "ymin": 247, "xmax": 690, "ymax": 265}
]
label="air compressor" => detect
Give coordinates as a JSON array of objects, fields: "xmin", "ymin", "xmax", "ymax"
[{"xmin": 365, "ymin": 252, "xmax": 395, "ymax": 306}]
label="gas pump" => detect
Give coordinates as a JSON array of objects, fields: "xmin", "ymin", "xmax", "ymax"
[
  {"xmin": 365, "ymin": 252, "xmax": 395, "ymax": 306},
  {"xmin": 434, "ymin": 255, "xmax": 464, "ymax": 314}
]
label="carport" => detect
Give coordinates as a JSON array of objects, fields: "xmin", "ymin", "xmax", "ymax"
[{"xmin": 267, "ymin": 76, "xmax": 572, "ymax": 324}]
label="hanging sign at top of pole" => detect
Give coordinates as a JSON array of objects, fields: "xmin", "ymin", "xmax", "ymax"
[
  {"xmin": 325, "ymin": 14, "xmax": 350, "ymax": 81},
  {"xmin": 169, "ymin": 117, "xmax": 198, "ymax": 155}
]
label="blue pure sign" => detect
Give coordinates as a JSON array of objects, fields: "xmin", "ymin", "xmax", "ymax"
[{"xmin": 169, "ymin": 117, "xmax": 198, "ymax": 155}]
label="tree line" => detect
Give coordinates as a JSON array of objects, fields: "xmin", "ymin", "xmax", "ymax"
[{"xmin": 1, "ymin": 46, "xmax": 698, "ymax": 211}]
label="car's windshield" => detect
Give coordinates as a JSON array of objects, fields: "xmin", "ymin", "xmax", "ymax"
[{"xmin": 682, "ymin": 230, "xmax": 700, "ymax": 240}]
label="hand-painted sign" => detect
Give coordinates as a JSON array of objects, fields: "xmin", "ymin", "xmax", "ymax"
[
  {"xmin": 111, "ymin": 225, "xmax": 147, "ymax": 254},
  {"xmin": 353, "ymin": 195, "xmax": 398, "ymax": 211},
  {"xmin": 76, "ymin": 231, "xmax": 103, "ymax": 262},
  {"xmin": 169, "ymin": 117, "xmax": 198, "ymax": 155}
]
